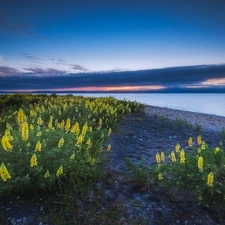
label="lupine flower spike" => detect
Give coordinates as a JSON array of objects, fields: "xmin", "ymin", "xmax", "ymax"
[
  {"xmin": 188, "ymin": 137, "xmax": 193, "ymax": 147},
  {"xmin": 180, "ymin": 149, "xmax": 185, "ymax": 164},
  {"xmin": 207, "ymin": 172, "xmax": 214, "ymax": 187},
  {"xmin": 155, "ymin": 152, "xmax": 161, "ymax": 163},
  {"xmin": 198, "ymin": 156, "xmax": 203, "ymax": 172}
]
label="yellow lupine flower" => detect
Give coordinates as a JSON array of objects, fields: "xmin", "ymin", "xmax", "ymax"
[
  {"xmin": 37, "ymin": 116, "xmax": 43, "ymax": 126},
  {"xmin": 30, "ymin": 153, "xmax": 37, "ymax": 167},
  {"xmin": 76, "ymin": 135, "xmax": 83, "ymax": 145},
  {"xmin": 188, "ymin": 137, "xmax": 193, "ymax": 147},
  {"xmin": 197, "ymin": 135, "xmax": 202, "ymax": 145},
  {"xmin": 44, "ymin": 170, "xmax": 50, "ymax": 178},
  {"xmin": 0, "ymin": 163, "xmax": 11, "ymax": 181},
  {"xmin": 108, "ymin": 128, "xmax": 112, "ymax": 136},
  {"xmin": 58, "ymin": 137, "xmax": 64, "ymax": 148},
  {"xmin": 107, "ymin": 144, "xmax": 111, "ymax": 151},
  {"xmin": 180, "ymin": 149, "xmax": 185, "ymax": 164},
  {"xmin": 198, "ymin": 156, "xmax": 203, "ymax": 172},
  {"xmin": 21, "ymin": 122, "xmax": 29, "ymax": 141},
  {"xmin": 47, "ymin": 115, "xmax": 54, "ymax": 129},
  {"xmin": 30, "ymin": 124, "xmax": 34, "ymax": 130},
  {"xmin": 158, "ymin": 172, "xmax": 163, "ymax": 181},
  {"xmin": 201, "ymin": 141, "xmax": 207, "ymax": 150},
  {"xmin": 17, "ymin": 108, "xmax": 27, "ymax": 125},
  {"xmin": 60, "ymin": 120, "xmax": 65, "ymax": 129},
  {"xmin": 175, "ymin": 143, "xmax": 180, "ymax": 153},
  {"xmin": 5, "ymin": 129, "xmax": 13, "ymax": 141},
  {"xmin": 90, "ymin": 158, "xmax": 96, "ymax": 165},
  {"xmin": 1, "ymin": 135, "xmax": 13, "ymax": 151},
  {"xmin": 56, "ymin": 165, "xmax": 63, "ymax": 177},
  {"xmin": 65, "ymin": 118, "xmax": 71, "ymax": 132},
  {"xmin": 6, "ymin": 123, "xmax": 13, "ymax": 131},
  {"xmin": 70, "ymin": 152, "xmax": 76, "ymax": 160},
  {"xmin": 81, "ymin": 123, "xmax": 88, "ymax": 136},
  {"xmin": 155, "ymin": 152, "xmax": 161, "ymax": 163},
  {"xmin": 35, "ymin": 140, "xmax": 42, "ymax": 152},
  {"xmin": 207, "ymin": 172, "xmax": 214, "ymax": 187},
  {"xmin": 41, "ymin": 105, "xmax": 45, "ymax": 112},
  {"xmin": 170, "ymin": 151, "xmax": 176, "ymax": 162},
  {"xmin": 214, "ymin": 147, "xmax": 220, "ymax": 154},
  {"xmin": 54, "ymin": 119, "xmax": 58, "ymax": 127},
  {"xmin": 36, "ymin": 131, "xmax": 42, "ymax": 137},
  {"xmin": 73, "ymin": 122, "xmax": 80, "ymax": 136},
  {"xmin": 161, "ymin": 152, "xmax": 165, "ymax": 162},
  {"xmin": 87, "ymin": 156, "xmax": 96, "ymax": 165},
  {"xmin": 86, "ymin": 138, "xmax": 92, "ymax": 149}
]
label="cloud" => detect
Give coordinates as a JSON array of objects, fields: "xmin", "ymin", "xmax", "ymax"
[
  {"xmin": 21, "ymin": 53, "xmax": 42, "ymax": 60},
  {"xmin": 0, "ymin": 66, "xmax": 21, "ymax": 76},
  {"xmin": 0, "ymin": 55, "xmax": 3, "ymax": 61},
  {"xmin": 48, "ymin": 57, "xmax": 68, "ymax": 65},
  {"xmin": 47, "ymin": 57, "xmax": 87, "ymax": 71},
  {"xmin": 71, "ymin": 64, "xmax": 88, "ymax": 71},
  {"xmin": 0, "ymin": 14, "xmax": 45, "ymax": 39},
  {"xmin": 57, "ymin": 58, "xmax": 66, "ymax": 63},
  {"xmin": 0, "ymin": 64, "xmax": 225, "ymax": 92},
  {"xmin": 23, "ymin": 67, "xmax": 65, "ymax": 76}
]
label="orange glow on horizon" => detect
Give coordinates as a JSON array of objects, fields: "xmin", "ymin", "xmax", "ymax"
[
  {"xmin": 201, "ymin": 78, "xmax": 225, "ymax": 86},
  {"xmin": 1, "ymin": 85, "xmax": 165, "ymax": 92}
]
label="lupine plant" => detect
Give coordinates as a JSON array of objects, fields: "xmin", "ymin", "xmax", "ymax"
[
  {"xmin": 153, "ymin": 135, "xmax": 225, "ymax": 209},
  {"xmin": 0, "ymin": 94, "xmax": 144, "ymax": 196}
]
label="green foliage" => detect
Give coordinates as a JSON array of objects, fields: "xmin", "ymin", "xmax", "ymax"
[
  {"xmin": 0, "ymin": 94, "xmax": 144, "ymax": 197},
  {"xmin": 125, "ymin": 157, "xmax": 151, "ymax": 185},
  {"xmin": 152, "ymin": 137, "xmax": 225, "ymax": 210}
]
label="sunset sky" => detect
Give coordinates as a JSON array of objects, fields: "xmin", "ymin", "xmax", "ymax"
[{"xmin": 1, "ymin": 0, "xmax": 225, "ymax": 92}]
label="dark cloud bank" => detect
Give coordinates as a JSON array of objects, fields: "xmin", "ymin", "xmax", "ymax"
[{"xmin": 0, "ymin": 64, "xmax": 225, "ymax": 93}]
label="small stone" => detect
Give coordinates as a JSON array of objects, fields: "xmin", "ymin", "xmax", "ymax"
[
  {"xmin": 23, "ymin": 217, "xmax": 27, "ymax": 222},
  {"xmin": 16, "ymin": 218, "xmax": 22, "ymax": 223},
  {"xmin": 6, "ymin": 208, "xmax": 10, "ymax": 211},
  {"xmin": 39, "ymin": 222, "xmax": 43, "ymax": 225}
]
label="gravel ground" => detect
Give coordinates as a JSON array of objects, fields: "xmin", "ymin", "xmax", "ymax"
[{"xmin": 144, "ymin": 105, "xmax": 225, "ymax": 132}]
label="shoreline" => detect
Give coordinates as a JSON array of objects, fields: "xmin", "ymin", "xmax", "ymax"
[{"xmin": 144, "ymin": 104, "xmax": 225, "ymax": 132}]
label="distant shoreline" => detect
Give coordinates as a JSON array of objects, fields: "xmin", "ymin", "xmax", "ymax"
[{"xmin": 144, "ymin": 104, "xmax": 225, "ymax": 132}]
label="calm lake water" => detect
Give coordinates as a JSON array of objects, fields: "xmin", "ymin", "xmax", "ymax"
[{"xmin": 71, "ymin": 93, "xmax": 225, "ymax": 117}]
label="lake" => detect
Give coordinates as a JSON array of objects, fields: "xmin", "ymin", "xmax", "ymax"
[{"xmin": 70, "ymin": 93, "xmax": 225, "ymax": 117}]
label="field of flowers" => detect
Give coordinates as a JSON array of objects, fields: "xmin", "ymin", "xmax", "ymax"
[{"xmin": 0, "ymin": 94, "xmax": 144, "ymax": 196}]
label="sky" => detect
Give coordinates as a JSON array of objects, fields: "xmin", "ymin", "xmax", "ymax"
[{"xmin": 0, "ymin": 0, "xmax": 225, "ymax": 92}]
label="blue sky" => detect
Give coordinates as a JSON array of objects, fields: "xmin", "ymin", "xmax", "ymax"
[{"xmin": 0, "ymin": 0, "xmax": 225, "ymax": 92}]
